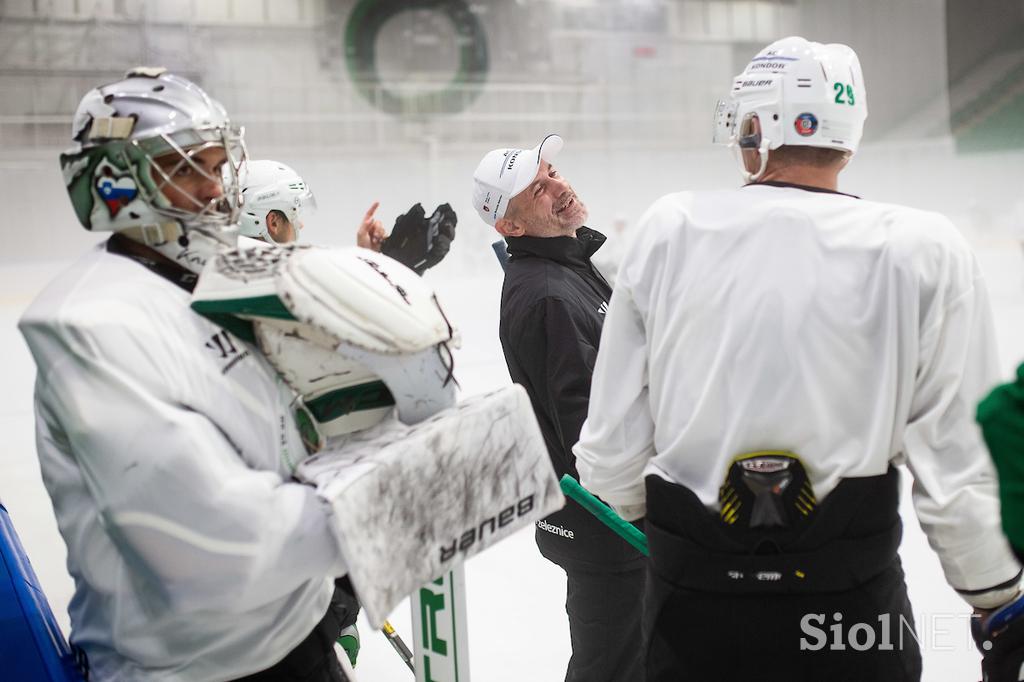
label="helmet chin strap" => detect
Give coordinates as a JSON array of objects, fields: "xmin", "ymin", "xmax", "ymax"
[{"xmin": 737, "ymin": 138, "xmax": 771, "ymax": 184}]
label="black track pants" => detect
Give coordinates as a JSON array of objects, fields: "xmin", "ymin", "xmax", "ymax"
[{"xmin": 562, "ymin": 562, "xmax": 646, "ymax": 682}]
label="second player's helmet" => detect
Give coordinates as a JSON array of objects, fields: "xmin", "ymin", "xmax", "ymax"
[
  {"xmin": 238, "ymin": 160, "xmax": 317, "ymax": 243},
  {"xmin": 713, "ymin": 36, "xmax": 867, "ymax": 180},
  {"xmin": 60, "ymin": 67, "xmax": 246, "ymax": 236}
]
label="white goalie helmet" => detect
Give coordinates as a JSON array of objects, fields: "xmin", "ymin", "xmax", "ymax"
[
  {"xmin": 238, "ymin": 160, "xmax": 317, "ymax": 243},
  {"xmin": 712, "ymin": 36, "xmax": 868, "ymax": 181},
  {"xmin": 60, "ymin": 67, "xmax": 247, "ymax": 238}
]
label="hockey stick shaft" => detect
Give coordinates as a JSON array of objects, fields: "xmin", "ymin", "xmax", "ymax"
[
  {"xmin": 559, "ymin": 475, "xmax": 649, "ymax": 556},
  {"xmin": 381, "ymin": 620, "xmax": 415, "ymax": 673}
]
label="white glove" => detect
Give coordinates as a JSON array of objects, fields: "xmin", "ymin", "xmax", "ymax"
[{"xmin": 614, "ymin": 502, "xmax": 647, "ymax": 522}]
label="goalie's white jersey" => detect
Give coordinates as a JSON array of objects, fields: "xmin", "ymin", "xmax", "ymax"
[
  {"xmin": 19, "ymin": 243, "xmax": 347, "ymax": 681},
  {"xmin": 574, "ymin": 182, "xmax": 1020, "ymax": 594}
]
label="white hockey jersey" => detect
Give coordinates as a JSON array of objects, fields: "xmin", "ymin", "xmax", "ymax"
[
  {"xmin": 574, "ymin": 182, "xmax": 1020, "ymax": 594},
  {"xmin": 19, "ymin": 242, "xmax": 347, "ymax": 681}
]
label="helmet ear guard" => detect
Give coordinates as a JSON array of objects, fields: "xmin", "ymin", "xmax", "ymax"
[
  {"xmin": 732, "ymin": 136, "xmax": 771, "ymax": 184},
  {"xmin": 715, "ymin": 102, "xmax": 773, "ymax": 183},
  {"xmin": 734, "ymin": 111, "xmax": 772, "ymax": 183},
  {"xmin": 61, "ymin": 144, "xmax": 159, "ymax": 233}
]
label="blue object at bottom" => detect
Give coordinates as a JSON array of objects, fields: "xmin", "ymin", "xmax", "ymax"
[{"xmin": 0, "ymin": 501, "xmax": 83, "ymax": 681}]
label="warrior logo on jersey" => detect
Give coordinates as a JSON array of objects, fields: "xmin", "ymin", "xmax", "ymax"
[
  {"xmin": 94, "ymin": 162, "xmax": 139, "ymax": 218},
  {"xmin": 205, "ymin": 329, "xmax": 250, "ymax": 374},
  {"xmin": 206, "ymin": 330, "xmax": 239, "ymax": 359},
  {"xmin": 794, "ymin": 113, "xmax": 818, "ymax": 137}
]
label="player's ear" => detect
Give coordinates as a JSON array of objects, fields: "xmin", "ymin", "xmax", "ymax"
[{"xmin": 495, "ymin": 216, "xmax": 524, "ymax": 238}]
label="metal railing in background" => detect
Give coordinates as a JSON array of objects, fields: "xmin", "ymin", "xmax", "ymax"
[
  {"xmin": 0, "ymin": 0, "xmax": 792, "ymax": 153},
  {"xmin": 0, "ymin": 77, "xmax": 718, "ymax": 152}
]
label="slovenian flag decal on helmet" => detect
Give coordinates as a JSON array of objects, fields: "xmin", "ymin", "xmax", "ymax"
[{"xmin": 95, "ymin": 165, "xmax": 139, "ymax": 218}]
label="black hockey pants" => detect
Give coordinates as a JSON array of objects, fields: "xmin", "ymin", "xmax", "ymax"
[{"xmin": 643, "ymin": 469, "xmax": 922, "ymax": 682}]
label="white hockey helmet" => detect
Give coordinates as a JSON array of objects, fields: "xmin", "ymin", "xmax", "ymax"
[
  {"xmin": 712, "ymin": 36, "xmax": 867, "ymax": 181},
  {"xmin": 238, "ymin": 160, "xmax": 316, "ymax": 243},
  {"xmin": 60, "ymin": 67, "xmax": 247, "ymax": 236}
]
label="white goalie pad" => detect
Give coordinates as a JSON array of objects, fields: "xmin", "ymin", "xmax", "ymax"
[
  {"xmin": 253, "ymin": 319, "xmax": 377, "ymax": 400},
  {"xmin": 191, "ymin": 242, "xmax": 283, "ymax": 304},
  {"xmin": 254, "ymin": 320, "xmax": 395, "ymax": 439},
  {"xmin": 277, "ymin": 247, "xmax": 459, "ymax": 354},
  {"xmin": 191, "ymin": 245, "xmax": 461, "ymax": 436},
  {"xmin": 334, "ymin": 341, "xmax": 455, "ymax": 425},
  {"xmin": 295, "ymin": 384, "xmax": 564, "ymax": 628},
  {"xmin": 254, "ymin": 320, "xmax": 456, "ymax": 429},
  {"xmin": 192, "ymin": 245, "xmax": 461, "ymax": 355}
]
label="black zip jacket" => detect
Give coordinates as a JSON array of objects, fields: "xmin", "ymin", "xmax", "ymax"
[{"xmin": 499, "ymin": 227, "xmax": 644, "ymax": 569}]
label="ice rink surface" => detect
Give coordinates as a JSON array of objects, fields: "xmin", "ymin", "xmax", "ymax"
[{"xmin": 1, "ymin": 144, "xmax": 1023, "ymax": 680}]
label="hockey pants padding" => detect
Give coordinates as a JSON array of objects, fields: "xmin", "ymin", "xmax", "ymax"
[{"xmin": 642, "ymin": 471, "xmax": 922, "ymax": 682}]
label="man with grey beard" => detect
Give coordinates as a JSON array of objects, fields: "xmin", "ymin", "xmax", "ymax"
[{"xmin": 472, "ymin": 135, "xmax": 644, "ymax": 682}]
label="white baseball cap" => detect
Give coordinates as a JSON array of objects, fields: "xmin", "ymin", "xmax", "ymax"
[{"xmin": 472, "ymin": 134, "xmax": 564, "ymax": 226}]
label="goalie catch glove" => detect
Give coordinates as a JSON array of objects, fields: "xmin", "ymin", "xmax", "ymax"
[
  {"xmin": 973, "ymin": 591, "xmax": 1024, "ymax": 682},
  {"xmin": 381, "ymin": 203, "xmax": 456, "ymax": 275}
]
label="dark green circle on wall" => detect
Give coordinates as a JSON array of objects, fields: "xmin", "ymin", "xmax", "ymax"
[{"xmin": 344, "ymin": 0, "xmax": 489, "ymax": 116}]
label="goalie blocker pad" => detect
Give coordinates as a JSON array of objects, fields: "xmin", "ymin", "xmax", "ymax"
[{"xmin": 296, "ymin": 384, "xmax": 563, "ymax": 627}]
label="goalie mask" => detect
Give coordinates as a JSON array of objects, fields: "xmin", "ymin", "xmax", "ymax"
[
  {"xmin": 238, "ymin": 160, "xmax": 317, "ymax": 244},
  {"xmin": 60, "ymin": 67, "xmax": 247, "ymax": 243},
  {"xmin": 712, "ymin": 36, "xmax": 867, "ymax": 182}
]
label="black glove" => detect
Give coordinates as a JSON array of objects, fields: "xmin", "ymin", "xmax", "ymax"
[
  {"xmin": 381, "ymin": 202, "xmax": 457, "ymax": 275},
  {"xmin": 973, "ymin": 592, "xmax": 1024, "ymax": 682}
]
